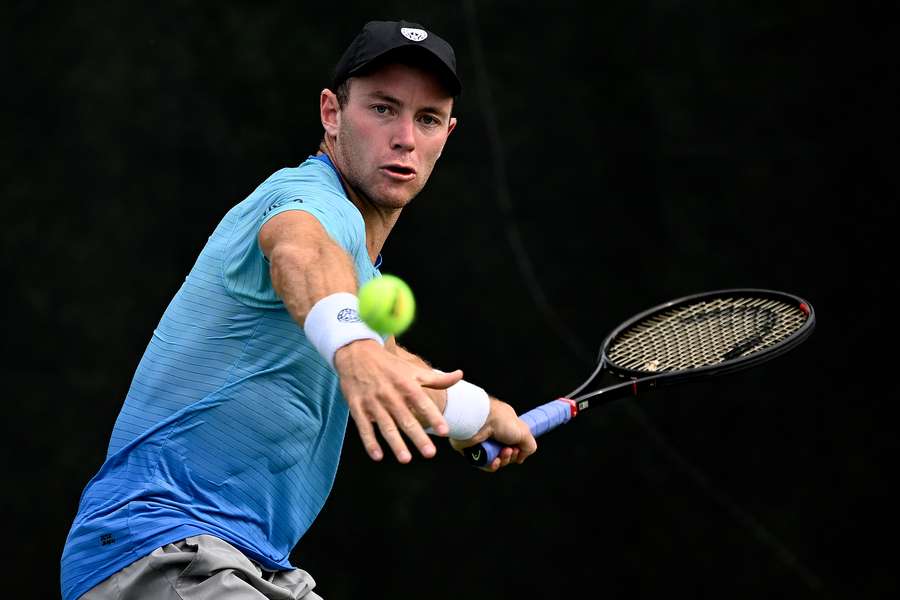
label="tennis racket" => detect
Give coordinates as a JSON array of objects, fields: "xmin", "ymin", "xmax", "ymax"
[{"xmin": 465, "ymin": 288, "xmax": 816, "ymax": 467}]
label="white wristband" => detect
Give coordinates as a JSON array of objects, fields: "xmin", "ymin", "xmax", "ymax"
[
  {"xmin": 303, "ymin": 292, "xmax": 384, "ymax": 368},
  {"xmin": 442, "ymin": 378, "xmax": 491, "ymax": 440}
]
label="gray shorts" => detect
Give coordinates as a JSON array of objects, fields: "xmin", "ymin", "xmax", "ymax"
[{"xmin": 80, "ymin": 535, "xmax": 323, "ymax": 600}]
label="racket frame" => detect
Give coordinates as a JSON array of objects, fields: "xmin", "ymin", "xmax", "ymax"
[
  {"xmin": 599, "ymin": 287, "xmax": 816, "ymax": 386},
  {"xmin": 465, "ymin": 288, "xmax": 816, "ymax": 467}
]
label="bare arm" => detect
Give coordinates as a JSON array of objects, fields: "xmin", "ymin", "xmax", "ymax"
[
  {"xmin": 261, "ymin": 211, "xmax": 358, "ymax": 315},
  {"xmin": 259, "ymin": 211, "xmax": 461, "ymax": 463}
]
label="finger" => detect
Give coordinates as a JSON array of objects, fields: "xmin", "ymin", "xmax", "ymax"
[
  {"xmin": 418, "ymin": 368, "xmax": 464, "ymax": 389},
  {"xmin": 389, "ymin": 390, "xmax": 439, "ymax": 458},
  {"xmin": 479, "ymin": 448, "xmax": 510, "ymax": 472},
  {"xmin": 517, "ymin": 440, "xmax": 535, "ymax": 463},
  {"xmin": 410, "ymin": 390, "xmax": 448, "ymax": 436},
  {"xmin": 395, "ymin": 407, "xmax": 438, "ymax": 459},
  {"xmin": 371, "ymin": 404, "xmax": 413, "ymax": 464},
  {"xmin": 484, "ymin": 456, "xmax": 501, "ymax": 472},
  {"xmin": 521, "ymin": 431, "xmax": 538, "ymax": 456},
  {"xmin": 348, "ymin": 403, "xmax": 384, "ymax": 461}
]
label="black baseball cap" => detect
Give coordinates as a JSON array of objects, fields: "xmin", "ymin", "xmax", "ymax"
[{"xmin": 331, "ymin": 20, "xmax": 462, "ymax": 96}]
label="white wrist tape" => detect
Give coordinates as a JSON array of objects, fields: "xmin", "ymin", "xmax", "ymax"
[
  {"xmin": 303, "ymin": 292, "xmax": 383, "ymax": 368},
  {"xmin": 442, "ymin": 378, "xmax": 491, "ymax": 440}
]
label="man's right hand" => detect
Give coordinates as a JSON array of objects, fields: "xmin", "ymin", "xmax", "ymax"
[
  {"xmin": 334, "ymin": 339, "xmax": 463, "ymax": 463},
  {"xmin": 449, "ymin": 398, "xmax": 538, "ymax": 472}
]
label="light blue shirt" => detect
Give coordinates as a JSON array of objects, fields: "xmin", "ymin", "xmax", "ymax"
[{"xmin": 60, "ymin": 155, "xmax": 380, "ymax": 600}]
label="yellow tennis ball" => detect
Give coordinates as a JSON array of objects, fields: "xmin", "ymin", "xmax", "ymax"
[{"xmin": 358, "ymin": 274, "xmax": 416, "ymax": 336}]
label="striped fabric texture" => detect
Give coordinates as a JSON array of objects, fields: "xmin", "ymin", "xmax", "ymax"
[{"xmin": 61, "ymin": 155, "xmax": 379, "ymax": 600}]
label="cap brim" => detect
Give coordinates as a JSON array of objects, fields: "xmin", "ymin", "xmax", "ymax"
[{"xmin": 344, "ymin": 45, "xmax": 461, "ymax": 96}]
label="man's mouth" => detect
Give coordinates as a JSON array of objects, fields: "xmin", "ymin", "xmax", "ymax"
[{"xmin": 381, "ymin": 164, "xmax": 417, "ymax": 179}]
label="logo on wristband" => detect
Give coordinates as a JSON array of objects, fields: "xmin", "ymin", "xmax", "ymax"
[{"xmin": 337, "ymin": 308, "xmax": 363, "ymax": 323}]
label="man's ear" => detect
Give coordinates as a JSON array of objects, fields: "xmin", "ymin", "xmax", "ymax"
[
  {"xmin": 436, "ymin": 117, "xmax": 457, "ymax": 159},
  {"xmin": 320, "ymin": 88, "xmax": 340, "ymax": 137}
]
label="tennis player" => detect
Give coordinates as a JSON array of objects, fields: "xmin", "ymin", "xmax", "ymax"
[{"xmin": 60, "ymin": 19, "xmax": 537, "ymax": 600}]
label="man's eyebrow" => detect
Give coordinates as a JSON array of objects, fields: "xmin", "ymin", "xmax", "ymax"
[
  {"xmin": 366, "ymin": 90, "xmax": 404, "ymax": 106},
  {"xmin": 365, "ymin": 90, "xmax": 450, "ymax": 117}
]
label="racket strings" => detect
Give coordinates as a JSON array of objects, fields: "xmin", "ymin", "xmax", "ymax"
[{"xmin": 607, "ymin": 297, "xmax": 808, "ymax": 372}]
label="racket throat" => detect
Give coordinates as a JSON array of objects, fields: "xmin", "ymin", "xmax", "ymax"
[{"xmin": 556, "ymin": 397, "xmax": 579, "ymax": 418}]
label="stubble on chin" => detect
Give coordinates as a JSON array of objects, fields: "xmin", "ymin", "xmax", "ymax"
[
  {"xmin": 340, "ymin": 156, "xmax": 429, "ymax": 210},
  {"xmin": 335, "ymin": 128, "xmax": 437, "ymax": 209}
]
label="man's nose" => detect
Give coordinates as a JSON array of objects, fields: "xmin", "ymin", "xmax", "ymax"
[{"xmin": 390, "ymin": 118, "xmax": 416, "ymax": 151}]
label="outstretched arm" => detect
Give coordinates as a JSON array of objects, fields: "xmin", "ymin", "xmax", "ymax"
[{"xmin": 259, "ymin": 210, "xmax": 461, "ymax": 463}]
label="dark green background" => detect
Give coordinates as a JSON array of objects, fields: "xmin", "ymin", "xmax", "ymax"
[{"xmin": 4, "ymin": 1, "xmax": 894, "ymax": 598}]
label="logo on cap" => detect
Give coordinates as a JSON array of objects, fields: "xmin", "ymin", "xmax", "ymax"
[{"xmin": 401, "ymin": 27, "xmax": 428, "ymax": 42}]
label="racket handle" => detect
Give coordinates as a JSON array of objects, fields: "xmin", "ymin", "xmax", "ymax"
[{"xmin": 464, "ymin": 399, "xmax": 576, "ymax": 468}]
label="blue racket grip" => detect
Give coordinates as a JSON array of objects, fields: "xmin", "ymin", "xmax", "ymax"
[{"xmin": 464, "ymin": 399, "xmax": 576, "ymax": 468}]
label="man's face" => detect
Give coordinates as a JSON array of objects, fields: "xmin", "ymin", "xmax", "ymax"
[{"xmin": 330, "ymin": 62, "xmax": 457, "ymax": 209}]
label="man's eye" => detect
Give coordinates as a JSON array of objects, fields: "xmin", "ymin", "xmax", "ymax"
[
  {"xmin": 373, "ymin": 105, "xmax": 389, "ymax": 114},
  {"xmin": 420, "ymin": 115, "xmax": 440, "ymax": 126}
]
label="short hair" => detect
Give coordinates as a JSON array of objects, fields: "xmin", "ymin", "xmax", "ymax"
[{"xmin": 334, "ymin": 79, "xmax": 351, "ymax": 109}]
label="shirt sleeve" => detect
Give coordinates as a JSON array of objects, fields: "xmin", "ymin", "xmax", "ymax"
[{"xmin": 220, "ymin": 163, "xmax": 366, "ymax": 308}]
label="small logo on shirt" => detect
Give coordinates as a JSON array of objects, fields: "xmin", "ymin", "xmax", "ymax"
[
  {"xmin": 337, "ymin": 308, "xmax": 362, "ymax": 323},
  {"xmin": 263, "ymin": 198, "xmax": 303, "ymax": 217},
  {"xmin": 100, "ymin": 533, "xmax": 116, "ymax": 546},
  {"xmin": 401, "ymin": 27, "xmax": 428, "ymax": 42}
]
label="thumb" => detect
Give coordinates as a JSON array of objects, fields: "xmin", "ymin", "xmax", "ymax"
[{"xmin": 420, "ymin": 368, "xmax": 464, "ymax": 389}]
